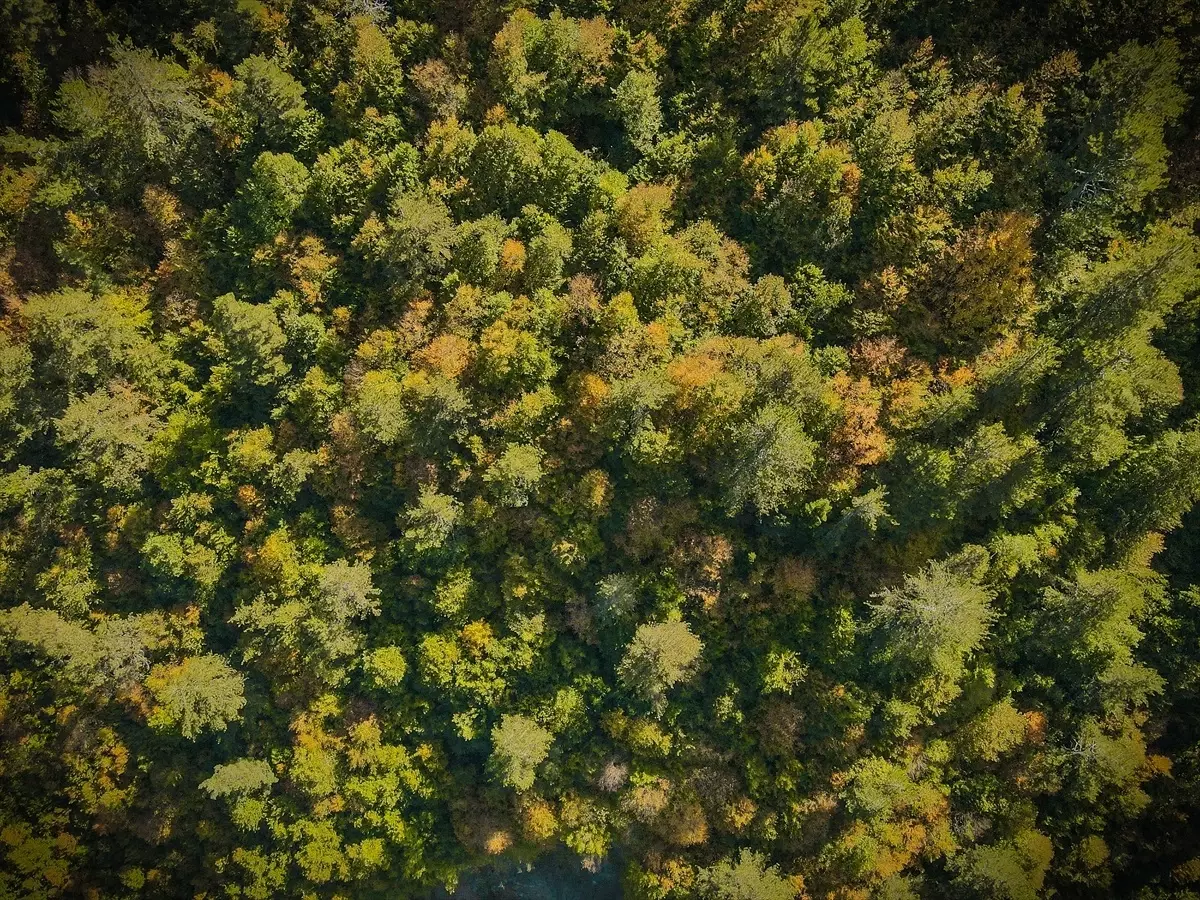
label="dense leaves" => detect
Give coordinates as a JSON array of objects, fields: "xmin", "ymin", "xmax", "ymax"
[{"xmin": 1, "ymin": 0, "xmax": 1199, "ymax": 898}]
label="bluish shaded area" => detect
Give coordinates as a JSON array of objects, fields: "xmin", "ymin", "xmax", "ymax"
[{"xmin": 431, "ymin": 849, "xmax": 623, "ymax": 899}]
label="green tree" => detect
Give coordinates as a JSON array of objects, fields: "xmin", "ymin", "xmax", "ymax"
[
  {"xmin": 490, "ymin": 713, "xmax": 553, "ymax": 791},
  {"xmin": 363, "ymin": 646, "xmax": 408, "ymax": 689},
  {"xmin": 695, "ymin": 849, "xmax": 798, "ymax": 900},
  {"xmin": 145, "ymin": 654, "xmax": 246, "ymax": 739},
  {"xmin": 229, "ymin": 151, "xmax": 310, "ymax": 248},
  {"xmin": 612, "ymin": 70, "xmax": 662, "ymax": 156},
  {"xmin": 55, "ymin": 384, "xmax": 161, "ymax": 497},
  {"xmin": 868, "ymin": 559, "xmax": 997, "ymax": 715},
  {"xmin": 403, "ymin": 486, "xmax": 462, "ymax": 552},
  {"xmin": 720, "ymin": 403, "xmax": 817, "ymax": 516},
  {"xmin": 209, "ymin": 293, "xmax": 290, "ymax": 388},
  {"xmin": 619, "ymin": 620, "xmax": 703, "ymax": 709},
  {"xmin": 200, "ymin": 759, "xmax": 277, "ymax": 799},
  {"xmin": 352, "ymin": 190, "xmax": 457, "ymax": 292},
  {"xmin": 21, "ymin": 288, "xmax": 166, "ymax": 396},
  {"xmin": 952, "ymin": 831, "xmax": 1053, "ymax": 900},
  {"xmin": 317, "ymin": 559, "xmax": 380, "ymax": 621},
  {"xmin": 228, "ymin": 55, "xmax": 322, "ymax": 156},
  {"xmin": 484, "ymin": 443, "xmax": 545, "ymax": 507},
  {"xmin": 53, "ymin": 45, "xmax": 211, "ymax": 183}
]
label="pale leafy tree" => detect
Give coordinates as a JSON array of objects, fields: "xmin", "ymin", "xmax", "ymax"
[
  {"xmin": 200, "ymin": 759, "xmax": 277, "ymax": 799},
  {"xmin": 317, "ymin": 559, "xmax": 381, "ymax": 621},
  {"xmin": 0, "ymin": 605, "xmax": 150, "ymax": 690},
  {"xmin": 619, "ymin": 620, "xmax": 703, "ymax": 710},
  {"xmin": 484, "ymin": 443, "xmax": 545, "ymax": 507},
  {"xmin": 952, "ymin": 830, "xmax": 1053, "ymax": 900},
  {"xmin": 353, "ymin": 191, "xmax": 458, "ymax": 290},
  {"xmin": 695, "ymin": 849, "xmax": 798, "ymax": 900},
  {"xmin": 524, "ymin": 220, "xmax": 572, "ymax": 291},
  {"xmin": 55, "ymin": 383, "xmax": 161, "ymax": 497},
  {"xmin": 353, "ymin": 370, "xmax": 408, "ymax": 444},
  {"xmin": 146, "ymin": 654, "xmax": 246, "ymax": 739},
  {"xmin": 403, "ymin": 486, "xmax": 462, "ymax": 552},
  {"xmin": 722, "ymin": 403, "xmax": 816, "ymax": 515},
  {"xmin": 490, "ymin": 714, "xmax": 553, "ymax": 791},
  {"xmin": 21, "ymin": 288, "xmax": 166, "ymax": 395},
  {"xmin": 53, "ymin": 46, "xmax": 211, "ymax": 174},
  {"xmin": 868, "ymin": 559, "xmax": 997, "ymax": 715},
  {"xmin": 363, "ymin": 646, "xmax": 408, "ymax": 688},
  {"xmin": 612, "ymin": 70, "xmax": 663, "ymax": 155}
]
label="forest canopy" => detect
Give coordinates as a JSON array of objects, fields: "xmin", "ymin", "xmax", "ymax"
[{"xmin": 2, "ymin": 0, "xmax": 1200, "ymax": 898}]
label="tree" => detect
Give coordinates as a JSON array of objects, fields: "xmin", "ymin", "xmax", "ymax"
[
  {"xmin": 353, "ymin": 370, "xmax": 408, "ymax": 444},
  {"xmin": 55, "ymin": 384, "xmax": 161, "ymax": 497},
  {"xmin": 923, "ymin": 211, "xmax": 1036, "ymax": 348},
  {"xmin": 524, "ymin": 220, "xmax": 572, "ymax": 292},
  {"xmin": 352, "ymin": 190, "xmax": 457, "ymax": 292},
  {"xmin": 619, "ymin": 620, "xmax": 703, "ymax": 709},
  {"xmin": 612, "ymin": 70, "xmax": 662, "ymax": 156},
  {"xmin": 1100, "ymin": 426, "xmax": 1200, "ymax": 552},
  {"xmin": 720, "ymin": 403, "xmax": 817, "ymax": 516},
  {"xmin": 490, "ymin": 714, "xmax": 553, "ymax": 791},
  {"xmin": 403, "ymin": 486, "xmax": 462, "ymax": 552},
  {"xmin": 956, "ymin": 698, "xmax": 1028, "ymax": 763},
  {"xmin": 868, "ymin": 560, "xmax": 997, "ymax": 715},
  {"xmin": 209, "ymin": 293, "xmax": 290, "ymax": 388},
  {"xmin": 200, "ymin": 759, "xmax": 277, "ymax": 799},
  {"xmin": 227, "ymin": 55, "xmax": 321, "ymax": 156},
  {"xmin": 21, "ymin": 288, "xmax": 166, "ymax": 396},
  {"xmin": 363, "ymin": 646, "xmax": 408, "ymax": 689},
  {"xmin": 145, "ymin": 654, "xmax": 246, "ymax": 739},
  {"xmin": 229, "ymin": 151, "xmax": 310, "ymax": 248},
  {"xmin": 952, "ymin": 831, "xmax": 1053, "ymax": 900},
  {"xmin": 308, "ymin": 137, "xmax": 420, "ymax": 238},
  {"xmin": 53, "ymin": 45, "xmax": 211, "ymax": 182},
  {"xmin": 737, "ymin": 120, "xmax": 857, "ymax": 273},
  {"xmin": 317, "ymin": 559, "xmax": 380, "ymax": 621},
  {"xmin": 1056, "ymin": 39, "xmax": 1186, "ymax": 244},
  {"xmin": 0, "ymin": 336, "xmax": 33, "ymax": 461},
  {"xmin": 696, "ymin": 850, "xmax": 798, "ymax": 900},
  {"xmin": 484, "ymin": 443, "xmax": 545, "ymax": 507}
]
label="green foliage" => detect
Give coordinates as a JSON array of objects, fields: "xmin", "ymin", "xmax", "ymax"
[
  {"xmin": 230, "ymin": 151, "xmax": 310, "ymax": 247},
  {"xmin": 145, "ymin": 654, "xmax": 246, "ymax": 739},
  {"xmin": 55, "ymin": 384, "xmax": 161, "ymax": 497},
  {"xmin": 868, "ymin": 560, "xmax": 997, "ymax": 714},
  {"xmin": 619, "ymin": 620, "xmax": 703, "ymax": 709},
  {"xmin": 209, "ymin": 293, "xmax": 290, "ymax": 388},
  {"xmin": 20, "ymin": 288, "xmax": 165, "ymax": 395},
  {"xmin": 490, "ymin": 713, "xmax": 554, "ymax": 791},
  {"xmin": 353, "ymin": 190, "xmax": 457, "ymax": 291},
  {"xmin": 2, "ymin": 2, "xmax": 1200, "ymax": 897},
  {"xmin": 722, "ymin": 403, "xmax": 817, "ymax": 515},
  {"xmin": 695, "ymin": 849, "xmax": 799, "ymax": 900},
  {"xmin": 363, "ymin": 645, "xmax": 408, "ymax": 689},
  {"xmin": 54, "ymin": 46, "xmax": 210, "ymax": 179},
  {"xmin": 952, "ymin": 830, "xmax": 1053, "ymax": 900},
  {"xmin": 484, "ymin": 442, "xmax": 545, "ymax": 507},
  {"xmin": 613, "ymin": 70, "xmax": 663, "ymax": 156},
  {"xmin": 403, "ymin": 486, "xmax": 462, "ymax": 552},
  {"xmin": 228, "ymin": 55, "xmax": 322, "ymax": 155},
  {"xmin": 200, "ymin": 759, "xmax": 277, "ymax": 799}
]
